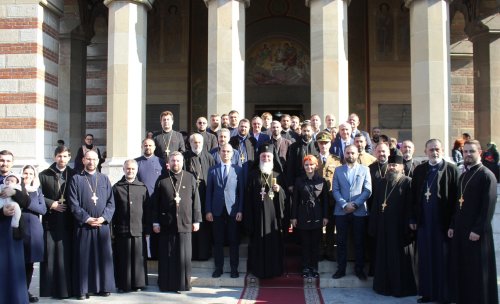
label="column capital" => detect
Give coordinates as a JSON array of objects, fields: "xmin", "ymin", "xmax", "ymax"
[
  {"xmin": 104, "ymin": 0, "xmax": 155, "ymax": 10},
  {"xmin": 404, "ymin": 0, "xmax": 452, "ymax": 8},
  {"xmin": 204, "ymin": 0, "xmax": 250, "ymax": 9},
  {"xmin": 305, "ymin": 0, "xmax": 351, "ymax": 8}
]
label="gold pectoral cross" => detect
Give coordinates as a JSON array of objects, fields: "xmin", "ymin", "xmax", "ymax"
[
  {"xmin": 268, "ymin": 190, "xmax": 275, "ymax": 200},
  {"xmin": 459, "ymin": 195, "xmax": 464, "ymax": 209},
  {"xmin": 240, "ymin": 153, "xmax": 245, "ymax": 163},
  {"xmin": 59, "ymin": 195, "xmax": 65, "ymax": 204},
  {"xmin": 165, "ymin": 148, "xmax": 171, "ymax": 155},
  {"xmin": 381, "ymin": 201, "xmax": 387, "ymax": 212},
  {"xmin": 424, "ymin": 187, "xmax": 431, "ymax": 202}
]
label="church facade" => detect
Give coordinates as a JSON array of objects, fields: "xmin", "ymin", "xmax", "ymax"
[{"xmin": 0, "ymin": 0, "xmax": 498, "ymax": 180}]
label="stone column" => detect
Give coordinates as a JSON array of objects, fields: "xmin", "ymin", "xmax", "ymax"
[
  {"xmin": 307, "ymin": 0, "xmax": 350, "ymax": 122},
  {"xmin": 205, "ymin": 0, "xmax": 248, "ymax": 117},
  {"xmin": 58, "ymin": 29, "xmax": 87, "ymax": 157},
  {"xmin": 406, "ymin": 0, "xmax": 451, "ymax": 155},
  {"xmin": 103, "ymin": 0, "xmax": 153, "ymax": 182},
  {"xmin": 468, "ymin": 15, "xmax": 500, "ymax": 147}
]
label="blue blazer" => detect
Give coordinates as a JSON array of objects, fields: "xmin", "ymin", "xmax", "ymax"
[
  {"xmin": 332, "ymin": 163, "xmax": 372, "ymax": 216},
  {"xmin": 205, "ymin": 164, "xmax": 244, "ymax": 217}
]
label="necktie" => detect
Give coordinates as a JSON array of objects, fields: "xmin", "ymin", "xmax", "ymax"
[{"xmin": 223, "ymin": 165, "xmax": 228, "ymax": 179}]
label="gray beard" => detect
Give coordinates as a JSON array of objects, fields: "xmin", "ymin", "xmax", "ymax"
[
  {"xmin": 192, "ymin": 147, "xmax": 203, "ymax": 155},
  {"xmin": 259, "ymin": 161, "xmax": 273, "ymax": 175}
]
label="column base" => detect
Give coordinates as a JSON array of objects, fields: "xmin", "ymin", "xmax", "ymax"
[{"xmin": 101, "ymin": 157, "xmax": 127, "ymax": 184}]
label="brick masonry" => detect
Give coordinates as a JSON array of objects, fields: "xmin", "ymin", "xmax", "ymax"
[{"xmin": 0, "ymin": 2, "xmax": 60, "ymax": 162}]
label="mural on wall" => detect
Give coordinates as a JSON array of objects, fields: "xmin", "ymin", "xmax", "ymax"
[{"xmin": 246, "ymin": 37, "xmax": 310, "ymax": 86}]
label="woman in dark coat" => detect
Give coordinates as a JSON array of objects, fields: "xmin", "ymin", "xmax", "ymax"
[
  {"xmin": 291, "ymin": 155, "xmax": 329, "ymax": 278},
  {"xmin": 21, "ymin": 165, "xmax": 47, "ymax": 303}
]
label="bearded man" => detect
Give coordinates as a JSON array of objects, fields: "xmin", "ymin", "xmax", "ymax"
[
  {"xmin": 368, "ymin": 154, "xmax": 416, "ymax": 297},
  {"xmin": 184, "ymin": 133, "xmax": 215, "ymax": 261},
  {"xmin": 244, "ymin": 145, "xmax": 286, "ymax": 279}
]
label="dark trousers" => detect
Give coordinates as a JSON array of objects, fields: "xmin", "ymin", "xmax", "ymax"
[
  {"xmin": 213, "ymin": 208, "xmax": 240, "ymax": 272},
  {"xmin": 335, "ymin": 214, "xmax": 366, "ymax": 273},
  {"xmin": 298, "ymin": 228, "xmax": 322, "ymax": 270}
]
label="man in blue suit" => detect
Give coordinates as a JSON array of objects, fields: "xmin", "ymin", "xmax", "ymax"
[
  {"xmin": 332, "ymin": 144, "xmax": 372, "ymax": 280},
  {"xmin": 205, "ymin": 144, "xmax": 244, "ymax": 279}
]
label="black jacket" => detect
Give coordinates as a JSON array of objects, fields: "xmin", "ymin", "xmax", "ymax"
[{"xmin": 112, "ymin": 176, "xmax": 150, "ymax": 236}]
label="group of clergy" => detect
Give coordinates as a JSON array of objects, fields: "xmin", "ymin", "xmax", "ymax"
[{"xmin": 0, "ymin": 109, "xmax": 497, "ymax": 304}]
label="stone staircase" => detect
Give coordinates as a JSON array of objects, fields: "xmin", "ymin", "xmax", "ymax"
[
  {"xmin": 148, "ymin": 186, "xmax": 500, "ymax": 290},
  {"xmin": 147, "ymin": 242, "xmax": 373, "ymax": 288}
]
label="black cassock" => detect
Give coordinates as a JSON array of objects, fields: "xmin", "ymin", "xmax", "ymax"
[
  {"xmin": 450, "ymin": 164, "xmax": 498, "ymax": 304},
  {"xmin": 244, "ymin": 169, "xmax": 285, "ymax": 279},
  {"xmin": 151, "ymin": 170, "xmax": 202, "ymax": 292},
  {"xmin": 184, "ymin": 150, "xmax": 215, "ymax": 261},
  {"xmin": 68, "ymin": 171, "xmax": 115, "ymax": 295},
  {"xmin": 112, "ymin": 177, "xmax": 150, "ymax": 291},
  {"xmin": 369, "ymin": 175, "xmax": 416, "ymax": 297},
  {"xmin": 38, "ymin": 164, "xmax": 77, "ymax": 298}
]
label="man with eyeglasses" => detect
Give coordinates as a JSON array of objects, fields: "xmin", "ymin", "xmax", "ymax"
[
  {"xmin": 68, "ymin": 150, "xmax": 115, "ymax": 300},
  {"xmin": 195, "ymin": 116, "xmax": 218, "ymax": 152}
]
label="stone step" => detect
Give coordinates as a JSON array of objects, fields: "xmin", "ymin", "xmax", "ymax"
[{"xmin": 146, "ymin": 261, "xmax": 372, "ymax": 288}]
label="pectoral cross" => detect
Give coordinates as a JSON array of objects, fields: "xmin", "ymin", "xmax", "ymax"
[
  {"xmin": 165, "ymin": 148, "xmax": 171, "ymax": 155},
  {"xmin": 260, "ymin": 187, "xmax": 266, "ymax": 201},
  {"xmin": 91, "ymin": 192, "xmax": 98, "ymax": 205},
  {"xmin": 268, "ymin": 190, "xmax": 275, "ymax": 200},
  {"xmin": 240, "ymin": 153, "xmax": 245, "ymax": 163},
  {"xmin": 424, "ymin": 187, "xmax": 431, "ymax": 202},
  {"xmin": 130, "ymin": 201, "xmax": 133, "ymax": 205},
  {"xmin": 381, "ymin": 201, "xmax": 387, "ymax": 212},
  {"xmin": 59, "ymin": 195, "xmax": 65, "ymax": 204},
  {"xmin": 458, "ymin": 195, "xmax": 464, "ymax": 209},
  {"xmin": 174, "ymin": 193, "xmax": 181, "ymax": 205}
]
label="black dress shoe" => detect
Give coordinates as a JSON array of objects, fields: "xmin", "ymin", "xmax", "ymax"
[
  {"xmin": 417, "ymin": 296, "xmax": 431, "ymax": 303},
  {"xmin": 98, "ymin": 292, "xmax": 111, "ymax": 297},
  {"xmin": 356, "ymin": 271, "xmax": 367, "ymax": 281},
  {"xmin": 230, "ymin": 270, "xmax": 239, "ymax": 278},
  {"xmin": 28, "ymin": 293, "xmax": 39, "ymax": 303},
  {"xmin": 75, "ymin": 295, "xmax": 86, "ymax": 300},
  {"xmin": 332, "ymin": 270, "xmax": 345, "ymax": 279},
  {"xmin": 212, "ymin": 269, "xmax": 223, "ymax": 278}
]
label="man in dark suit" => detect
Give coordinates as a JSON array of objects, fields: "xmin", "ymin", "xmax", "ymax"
[
  {"xmin": 250, "ymin": 116, "xmax": 271, "ymax": 151},
  {"xmin": 330, "ymin": 122, "xmax": 353, "ymax": 162},
  {"xmin": 348, "ymin": 113, "xmax": 373, "ymax": 154},
  {"xmin": 268, "ymin": 120, "xmax": 292, "ymax": 174},
  {"xmin": 205, "ymin": 144, "xmax": 244, "ymax": 278}
]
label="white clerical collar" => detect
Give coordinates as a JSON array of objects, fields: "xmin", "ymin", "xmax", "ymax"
[{"xmin": 428, "ymin": 159, "xmax": 443, "ymax": 166}]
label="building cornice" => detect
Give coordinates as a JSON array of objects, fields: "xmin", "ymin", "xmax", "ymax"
[{"xmin": 104, "ymin": 0, "xmax": 155, "ymax": 10}]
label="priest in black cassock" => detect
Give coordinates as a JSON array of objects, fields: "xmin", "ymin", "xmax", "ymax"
[
  {"xmin": 410, "ymin": 139, "xmax": 459, "ymax": 303},
  {"xmin": 39, "ymin": 146, "xmax": 77, "ymax": 299},
  {"xmin": 244, "ymin": 144, "xmax": 286, "ymax": 279},
  {"xmin": 448, "ymin": 140, "xmax": 498, "ymax": 304},
  {"xmin": 112, "ymin": 159, "xmax": 150, "ymax": 292},
  {"xmin": 369, "ymin": 154, "xmax": 416, "ymax": 297},
  {"xmin": 152, "ymin": 151, "xmax": 202, "ymax": 292},
  {"xmin": 184, "ymin": 133, "xmax": 215, "ymax": 260},
  {"xmin": 68, "ymin": 150, "xmax": 115, "ymax": 300},
  {"xmin": 153, "ymin": 111, "xmax": 186, "ymax": 161}
]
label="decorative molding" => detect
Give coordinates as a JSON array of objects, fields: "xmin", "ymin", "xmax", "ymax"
[
  {"xmin": 39, "ymin": 0, "xmax": 64, "ymax": 17},
  {"xmin": 204, "ymin": 0, "xmax": 250, "ymax": 9},
  {"xmin": 305, "ymin": 0, "xmax": 351, "ymax": 8},
  {"xmin": 103, "ymin": 0, "xmax": 155, "ymax": 10},
  {"xmin": 405, "ymin": 0, "xmax": 453, "ymax": 8}
]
